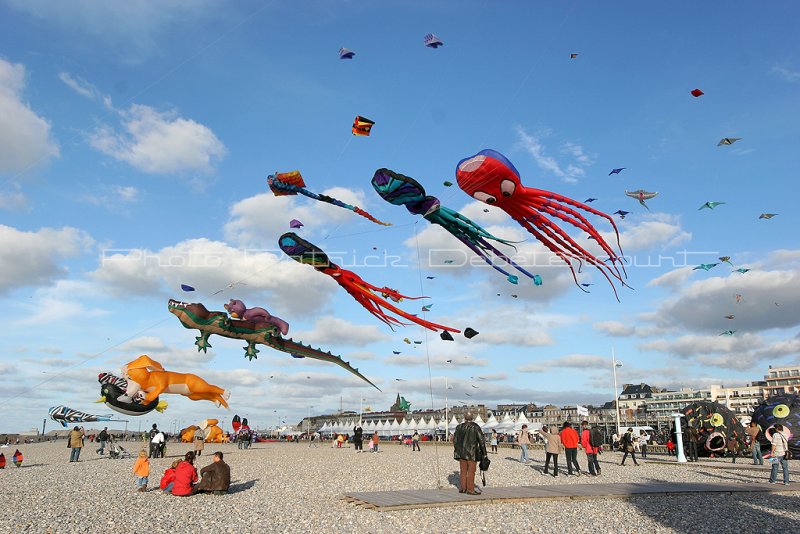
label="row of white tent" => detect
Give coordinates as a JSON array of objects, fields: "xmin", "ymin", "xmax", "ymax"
[{"xmin": 317, "ymin": 412, "xmax": 542, "ymax": 436}]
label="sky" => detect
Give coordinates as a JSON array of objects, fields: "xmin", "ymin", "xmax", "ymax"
[{"xmin": 1, "ymin": 0, "xmax": 799, "ymax": 434}]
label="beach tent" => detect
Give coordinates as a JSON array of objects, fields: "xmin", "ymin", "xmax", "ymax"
[
  {"xmin": 475, "ymin": 414, "xmax": 485, "ymax": 428},
  {"xmin": 496, "ymin": 414, "xmax": 514, "ymax": 433},
  {"xmin": 389, "ymin": 419, "xmax": 400, "ymax": 436},
  {"xmin": 421, "ymin": 416, "xmax": 435, "ymax": 432},
  {"xmin": 513, "ymin": 412, "xmax": 530, "ymax": 431},
  {"xmin": 398, "ymin": 418, "xmax": 409, "ymax": 435},
  {"xmin": 483, "ymin": 414, "xmax": 499, "ymax": 430},
  {"xmin": 409, "ymin": 417, "xmax": 419, "ymax": 431}
]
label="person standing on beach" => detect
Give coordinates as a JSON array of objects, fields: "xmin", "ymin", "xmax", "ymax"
[
  {"xmin": 639, "ymin": 430, "xmax": 649, "ymax": 459},
  {"xmin": 517, "ymin": 424, "xmax": 531, "ymax": 463},
  {"xmin": 453, "ymin": 411, "xmax": 486, "ymax": 495},
  {"xmin": 538, "ymin": 426, "xmax": 561, "ymax": 477},
  {"xmin": 194, "ymin": 431, "xmax": 205, "ymax": 456},
  {"xmin": 686, "ymin": 426, "xmax": 700, "ymax": 462},
  {"xmin": 580, "ymin": 421, "xmax": 601, "ymax": 476},
  {"xmin": 412, "ymin": 430, "xmax": 421, "ymax": 452},
  {"xmin": 132, "ymin": 450, "xmax": 150, "ymax": 492},
  {"xmin": 746, "ymin": 421, "xmax": 764, "ymax": 465},
  {"xmin": 151, "ymin": 428, "xmax": 165, "ymax": 459},
  {"xmin": 96, "ymin": 427, "xmax": 109, "ymax": 455},
  {"xmin": 727, "ymin": 437, "xmax": 741, "ymax": 463},
  {"xmin": 768, "ymin": 424, "xmax": 791, "ymax": 485},
  {"xmin": 353, "ymin": 424, "xmax": 363, "ymax": 452},
  {"xmin": 620, "ymin": 428, "xmax": 639, "ymax": 466},
  {"xmin": 148, "ymin": 424, "xmax": 160, "ymax": 458},
  {"xmin": 560, "ymin": 422, "xmax": 581, "ymax": 475},
  {"xmin": 371, "ymin": 432, "xmax": 379, "ymax": 453},
  {"xmin": 68, "ymin": 426, "xmax": 84, "ymax": 463},
  {"xmin": 490, "ymin": 429, "xmax": 498, "ymax": 454}
]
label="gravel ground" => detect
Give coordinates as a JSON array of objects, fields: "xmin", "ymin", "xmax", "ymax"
[{"xmin": 2, "ymin": 441, "xmax": 799, "ymax": 533}]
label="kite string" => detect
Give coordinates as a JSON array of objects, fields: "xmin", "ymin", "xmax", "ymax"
[{"xmin": 413, "ymin": 220, "xmax": 444, "ymax": 488}]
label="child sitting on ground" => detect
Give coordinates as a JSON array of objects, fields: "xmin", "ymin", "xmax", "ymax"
[
  {"xmin": 160, "ymin": 460, "xmax": 181, "ymax": 493},
  {"xmin": 133, "ymin": 450, "xmax": 150, "ymax": 492},
  {"xmin": 666, "ymin": 439, "xmax": 675, "ymax": 456}
]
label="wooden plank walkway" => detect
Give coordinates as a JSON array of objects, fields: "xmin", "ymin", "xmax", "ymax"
[
  {"xmin": 644, "ymin": 458, "xmax": 800, "ymax": 474},
  {"xmin": 343, "ymin": 482, "xmax": 799, "ymax": 511}
]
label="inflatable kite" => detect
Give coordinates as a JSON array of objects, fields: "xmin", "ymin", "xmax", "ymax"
[
  {"xmin": 371, "ymin": 168, "xmax": 539, "ymax": 285},
  {"xmin": 122, "ymin": 355, "xmax": 230, "ymax": 409},
  {"xmin": 681, "ymin": 401, "xmax": 746, "ymax": 456},
  {"xmin": 48, "ymin": 405, "xmax": 114, "ymax": 428},
  {"xmin": 180, "ymin": 425, "xmax": 199, "ymax": 442},
  {"xmin": 751, "ymin": 393, "xmax": 800, "ymax": 457},
  {"xmin": 455, "ymin": 149, "xmax": 627, "ymax": 299},
  {"xmin": 97, "ymin": 372, "xmax": 168, "ymax": 416},
  {"xmin": 268, "ymin": 170, "xmax": 390, "ymax": 226},
  {"xmin": 232, "ymin": 415, "xmax": 242, "ymax": 433},
  {"xmin": 278, "ymin": 232, "xmax": 462, "ymax": 337},
  {"xmin": 168, "ymin": 299, "xmax": 379, "ymax": 390},
  {"xmin": 199, "ymin": 419, "xmax": 225, "ymax": 443}
]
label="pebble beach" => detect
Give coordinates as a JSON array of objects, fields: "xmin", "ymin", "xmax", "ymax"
[{"xmin": 2, "ymin": 440, "xmax": 799, "ymax": 533}]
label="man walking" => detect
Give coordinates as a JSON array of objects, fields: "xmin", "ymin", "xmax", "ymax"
[
  {"xmin": 150, "ymin": 426, "xmax": 165, "ymax": 459},
  {"xmin": 686, "ymin": 426, "xmax": 699, "ymax": 462},
  {"xmin": 96, "ymin": 427, "xmax": 109, "ymax": 455},
  {"xmin": 560, "ymin": 422, "xmax": 581, "ymax": 475},
  {"xmin": 453, "ymin": 411, "xmax": 486, "ymax": 495},
  {"xmin": 746, "ymin": 421, "xmax": 763, "ymax": 465},
  {"xmin": 580, "ymin": 421, "xmax": 601, "ymax": 476},
  {"xmin": 517, "ymin": 424, "xmax": 531, "ymax": 463},
  {"xmin": 620, "ymin": 428, "xmax": 639, "ymax": 466},
  {"xmin": 353, "ymin": 424, "xmax": 363, "ymax": 453}
]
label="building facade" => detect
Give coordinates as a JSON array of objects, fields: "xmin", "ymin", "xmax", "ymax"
[{"xmin": 764, "ymin": 365, "xmax": 800, "ymax": 396}]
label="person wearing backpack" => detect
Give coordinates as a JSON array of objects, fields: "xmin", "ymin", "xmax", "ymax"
[
  {"xmin": 745, "ymin": 421, "xmax": 763, "ymax": 465},
  {"xmin": 580, "ymin": 421, "xmax": 601, "ymax": 476}
]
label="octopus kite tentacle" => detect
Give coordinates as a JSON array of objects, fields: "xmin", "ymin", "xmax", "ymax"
[
  {"xmin": 268, "ymin": 172, "xmax": 391, "ymax": 226},
  {"xmin": 456, "ymin": 149, "xmax": 628, "ymax": 300},
  {"xmin": 278, "ymin": 232, "xmax": 460, "ymax": 334},
  {"xmin": 371, "ymin": 168, "xmax": 537, "ymax": 285}
]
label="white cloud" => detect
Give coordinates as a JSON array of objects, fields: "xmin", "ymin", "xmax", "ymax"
[
  {"xmin": 80, "ymin": 184, "xmax": 141, "ymax": 207},
  {"xmin": 517, "ymin": 353, "xmax": 607, "ymax": 373},
  {"xmin": 0, "ymin": 58, "xmax": 59, "ymax": 174},
  {"xmin": 0, "ymin": 183, "xmax": 29, "ymax": 210},
  {"xmin": 90, "ymin": 237, "xmax": 335, "ymax": 315},
  {"xmin": 514, "ymin": 126, "xmax": 594, "ymax": 183},
  {"xmin": 771, "ymin": 65, "xmax": 800, "ymax": 82},
  {"xmin": 647, "ymin": 267, "xmax": 694, "ymax": 289},
  {"xmin": 89, "ymin": 104, "xmax": 226, "ymax": 174},
  {"xmin": 293, "ymin": 317, "xmax": 389, "ymax": 347},
  {"xmin": 0, "ymin": 225, "xmax": 94, "ymax": 294},
  {"xmin": 609, "ymin": 215, "xmax": 692, "ymax": 252}
]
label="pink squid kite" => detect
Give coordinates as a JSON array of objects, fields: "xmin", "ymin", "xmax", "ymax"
[{"xmin": 455, "ymin": 149, "xmax": 627, "ymax": 299}]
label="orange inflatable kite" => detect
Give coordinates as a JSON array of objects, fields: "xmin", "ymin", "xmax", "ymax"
[{"xmin": 122, "ymin": 355, "xmax": 230, "ymax": 408}]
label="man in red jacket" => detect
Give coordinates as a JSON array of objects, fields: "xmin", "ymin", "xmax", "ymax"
[
  {"xmin": 560, "ymin": 421, "xmax": 581, "ymax": 476},
  {"xmin": 580, "ymin": 421, "xmax": 601, "ymax": 476},
  {"xmin": 171, "ymin": 452, "xmax": 199, "ymax": 496}
]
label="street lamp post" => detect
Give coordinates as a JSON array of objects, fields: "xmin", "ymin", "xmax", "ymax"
[
  {"xmin": 671, "ymin": 413, "xmax": 688, "ymax": 463},
  {"xmin": 612, "ymin": 349, "xmax": 623, "ymax": 436}
]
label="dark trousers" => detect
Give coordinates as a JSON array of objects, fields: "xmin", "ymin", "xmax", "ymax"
[
  {"xmin": 412, "ymin": 441, "xmax": 420, "ymax": 451},
  {"xmin": 565, "ymin": 448, "xmax": 580, "ymax": 474},
  {"xmin": 544, "ymin": 452, "xmax": 559, "ymax": 475},
  {"xmin": 640, "ymin": 444, "xmax": 647, "ymax": 458},
  {"xmin": 354, "ymin": 439, "xmax": 362, "ymax": 451},
  {"xmin": 621, "ymin": 449, "xmax": 638, "ymax": 465},
  {"xmin": 458, "ymin": 459, "xmax": 477, "ymax": 492},
  {"xmin": 586, "ymin": 453, "xmax": 600, "ymax": 475},
  {"xmin": 148, "ymin": 443, "xmax": 159, "ymax": 458},
  {"xmin": 687, "ymin": 440, "xmax": 698, "ymax": 462}
]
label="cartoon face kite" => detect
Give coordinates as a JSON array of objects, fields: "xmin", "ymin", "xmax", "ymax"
[{"xmin": 456, "ymin": 149, "xmax": 627, "ymax": 299}]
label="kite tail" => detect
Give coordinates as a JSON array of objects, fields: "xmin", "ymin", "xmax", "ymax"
[{"xmin": 271, "ymin": 177, "xmax": 391, "ymax": 226}]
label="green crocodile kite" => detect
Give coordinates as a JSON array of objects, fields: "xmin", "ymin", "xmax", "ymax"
[{"xmin": 168, "ymin": 299, "xmax": 379, "ymax": 390}]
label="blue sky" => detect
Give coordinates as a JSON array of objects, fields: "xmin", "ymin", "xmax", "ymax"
[{"xmin": 1, "ymin": 0, "xmax": 799, "ymax": 433}]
